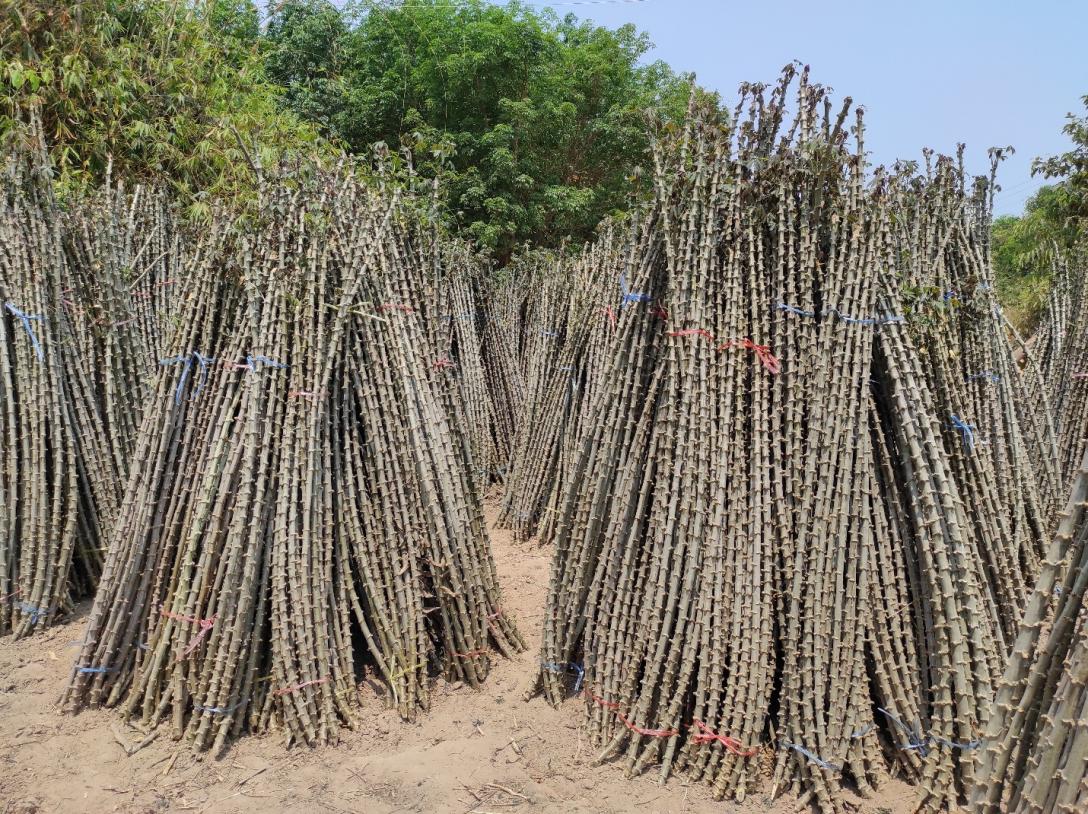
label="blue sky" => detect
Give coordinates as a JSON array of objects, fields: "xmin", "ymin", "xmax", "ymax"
[{"xmin": 513, "ymin": 0, "xmax": 1086, "ymax": 216}]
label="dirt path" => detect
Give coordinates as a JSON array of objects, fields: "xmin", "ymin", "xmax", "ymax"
[{"xmin": 0, "ymin": 496, "xmax": 915, "ymax": 813}]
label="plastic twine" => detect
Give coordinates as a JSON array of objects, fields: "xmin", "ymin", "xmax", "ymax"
[
  {"xmin": 691, "ymin": 720, "xmax": 757, "ymax": 756},
  {"xmin": 930, "ymin": 735, "xmax": 982, "ymax": 750},
  {"xmin": 585, "ymin": 688, "xmax": 677, "ymax": 738},
  {"xmin": 668, "ymin": 328, "xmax": 715, "ymax": 341},
  {"xmin": 879, "ymin": 708, "xmax": 929, "ymax": 757},
  {"xmin": 542, "ymin": 661, "xmax": 584, "ymax": 693},
  {"xmin": 160, "ymin": 352, "xmax": 216, "ymax": 405},
  {"xmin": 600, "ymin": 306, "xmax": 617, "ymax": 330},
  {"xmin": 776, "ymin": 302, "xmax": 817, "ymax": 318},
  {"xmin": 950, "ymin": 414, "xmax": 977, "ymax": 453},
  {"xmin": 782, "ymin": 742, "xmax": 841, "ymax": 772},
  {"xmin": 619, "ymin": 272, "xmax": 652, "ymax": 306},
  {"xmin": 238, "ymin": 354, "xmax": 287, "ymax": 372},
  {"xmin": 194, "ymin": 700, "xmax": 243, "ymax": 715},
  {"xmin": 825, "ymin": 308, "xmax": 905, "ymax": 326},
  {"xmin": 5, "ymin": 302, "xmax": 44, "ymax": 361},
  {"xmin": 274, "ymin": 677, "xmax": 329, "ymax": 696},
  {"xmin": 16, "ymin": 600, "xmax": 51, "ymax": 623},
  {"xmin": 719, "ymin": 338, "xmax": 782, "ymax": 375},
  {"xmin": 160, "ymin": 607, "xmax": 218, "ymax": 659}
]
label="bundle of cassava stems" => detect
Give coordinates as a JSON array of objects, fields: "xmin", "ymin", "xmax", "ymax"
[{"xmin": 533, "ymin": 66, "xmax": 1074, "ymax": 814}]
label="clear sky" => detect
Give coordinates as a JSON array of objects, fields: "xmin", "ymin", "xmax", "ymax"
[{"xmin": 507, "ymin": 0, "xmax": 1087, "ymax": 216}]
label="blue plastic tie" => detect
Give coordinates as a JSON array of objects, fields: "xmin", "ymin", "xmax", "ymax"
[
  {"xmin": 851, "ymin": 724, "xmax": 874, "ymax": 739},
  {"xmin": 560, "ymin": 366, "xmax": 573, "ymax": 372},
  {"xmin": 827, "ymin": 308, "xmax": 877, "ymax": 326},
  {"xmin": 777, "ymin": 302, "xmax": 903, "ymax": 325},
  {"xmin": 782, "ymin": 742, "xmax": 840, "ymax": 772},
  {"xmin": 541, "ymin": 330, "xmax": 559, "ymax": 338},
  {"xmin": 571, "ymin": 663, "xmax": 585, "ymax": 693},
  {"xmin": 943, "ymin": 290, "xmax": 958, "ymax": 302},
  {"xmin": 193, "ymin": 353, "xmax": 214, "ymax": 397},
  {"xmin": 950, "ymin": 415, "xmax": 977, "ymax": 453},
  {"xmin": 542, "ymin": 661, "xmax": 585, "ymax": 693},
  {"xmin": 619, "ymin": 272, "xmax": 652, "ymax": 306},
  {"xmin": 78, "ymin": 666, "xmax": 113, "ymax": 674},
  {"xmin": 966, "ymin": 371, "xmax": 1000, "ymax": 383},
  {"xmin": 879, "ymin": 708, "xmax": 929, "ymax": 757},
  {"xmin": 5, "ymin": 302, "xmax": 44, "ymax": 361},
  {"xmin": 827, "ymin": 308, "xmax": 904, "ymax": 326},
  {"xmin": 245, "ymin": 354, "xmax": 287, "ymax": 372},
  {"xmin": 194, "ymin": 700, "xmax": 243, "ymax": 715},
  {"xmin": 16, "ymin": 601, "xmax": 50, "ymax": 623},
  {"xmin": 160, "ymin": 352, "xmax": 216, "ymax": 405},
  {"xmin": 776, "ymin": 302, "xmax": 817, "ymax": 318},
  {"xmin": 930, "ymin": 735, "xmax": 982, "ymax": 750}
]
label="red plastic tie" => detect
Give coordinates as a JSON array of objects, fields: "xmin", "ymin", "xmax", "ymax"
[
  {"xmin": 651, "ymin": 305, "xmax": 669, "ymax": 321},
  {"xmin": 587, "ymin": 689, "xmax": 676, "ymax": 737},
  {"xmin": 160, "ymin": 607, "xmax": 218, "ymax": 658},
  {"xmin": 434, "ymin": 358, "xmax": 457, "ymax": 370},
  {"xmin": 1073, "ymin": 372, "xmax": 1088, "ymax": 379},
  {"xmin": 668, "ymin": 328, "xmax": 715, "ymax": 341},
  {"xmin": 0, "ymin": 587, "xmax": 21, "ymax": 603},
  {"xmin": 452, "ymin": 648, "xmax": 490, "ymax": 659},
  {"xmin": 378, "ymin": 303, "xmax": 413, "ymax": 314},
  {"xmin": 691, "ymin": 720, "xmax": 758, "ymax": 756},
  {"xmin": 600, "ymin": 306, "xmax": 616, "ymax": 330},
  {"xmin": 588, "ymin": 690, "xmax": 620, "ymax": 710},
  {"xmin": 274, "ymin": 677, "xmax": 329, "ymax": 696},
  {"xmin": 618, "ymin": 715, "xmax": 679, "ymax": 738},
  {"xmin": 181, "ymin": 614, "xmax": 218, "ymax": 657},
  {"xmin": 487, "ymin": 607, "xmax": 504, "ymax": 620},
  {"xmin": 718, "ymin": 338, "xmax": 781, "ymax": 375},
  {"xmin": 289, "ymin": 390, "xmax": 321, "ymax": 400}
]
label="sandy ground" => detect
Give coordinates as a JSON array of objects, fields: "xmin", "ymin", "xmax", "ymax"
[{"xmin": 0, "ymin": 497, "xmax": 919, "ymax": 814}]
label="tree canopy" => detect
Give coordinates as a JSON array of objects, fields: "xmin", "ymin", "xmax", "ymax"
[
  {"xmin": 992, "ymin": 95, "xmax": 1088, "ymax": 329},
  {"xmin": 1, "ymin": 0, "xmax": 323, "ymax": 211},
  {"xmin": 263, "ymin": 0, "xmax": 702, "ymax": 258}
]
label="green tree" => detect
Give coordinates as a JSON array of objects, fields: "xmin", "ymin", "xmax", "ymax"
[
  {"xmin": 992, "ymin": 95, "xmax": 1088, "ymax": 330},
  {"xmin": 1033, "ymin": 94, "xmax": 1088, "ymax": 224},
  {"xmin": 264, "ymin": 0, "xmax": 702, "ymax": 258},
  {"xmin": 1, "ymin": 0, "xmax": 323, "ymax": 211},
  {"xmin": 992, "ymin": 185, "xmax": 1080, "ymax": 329}
]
